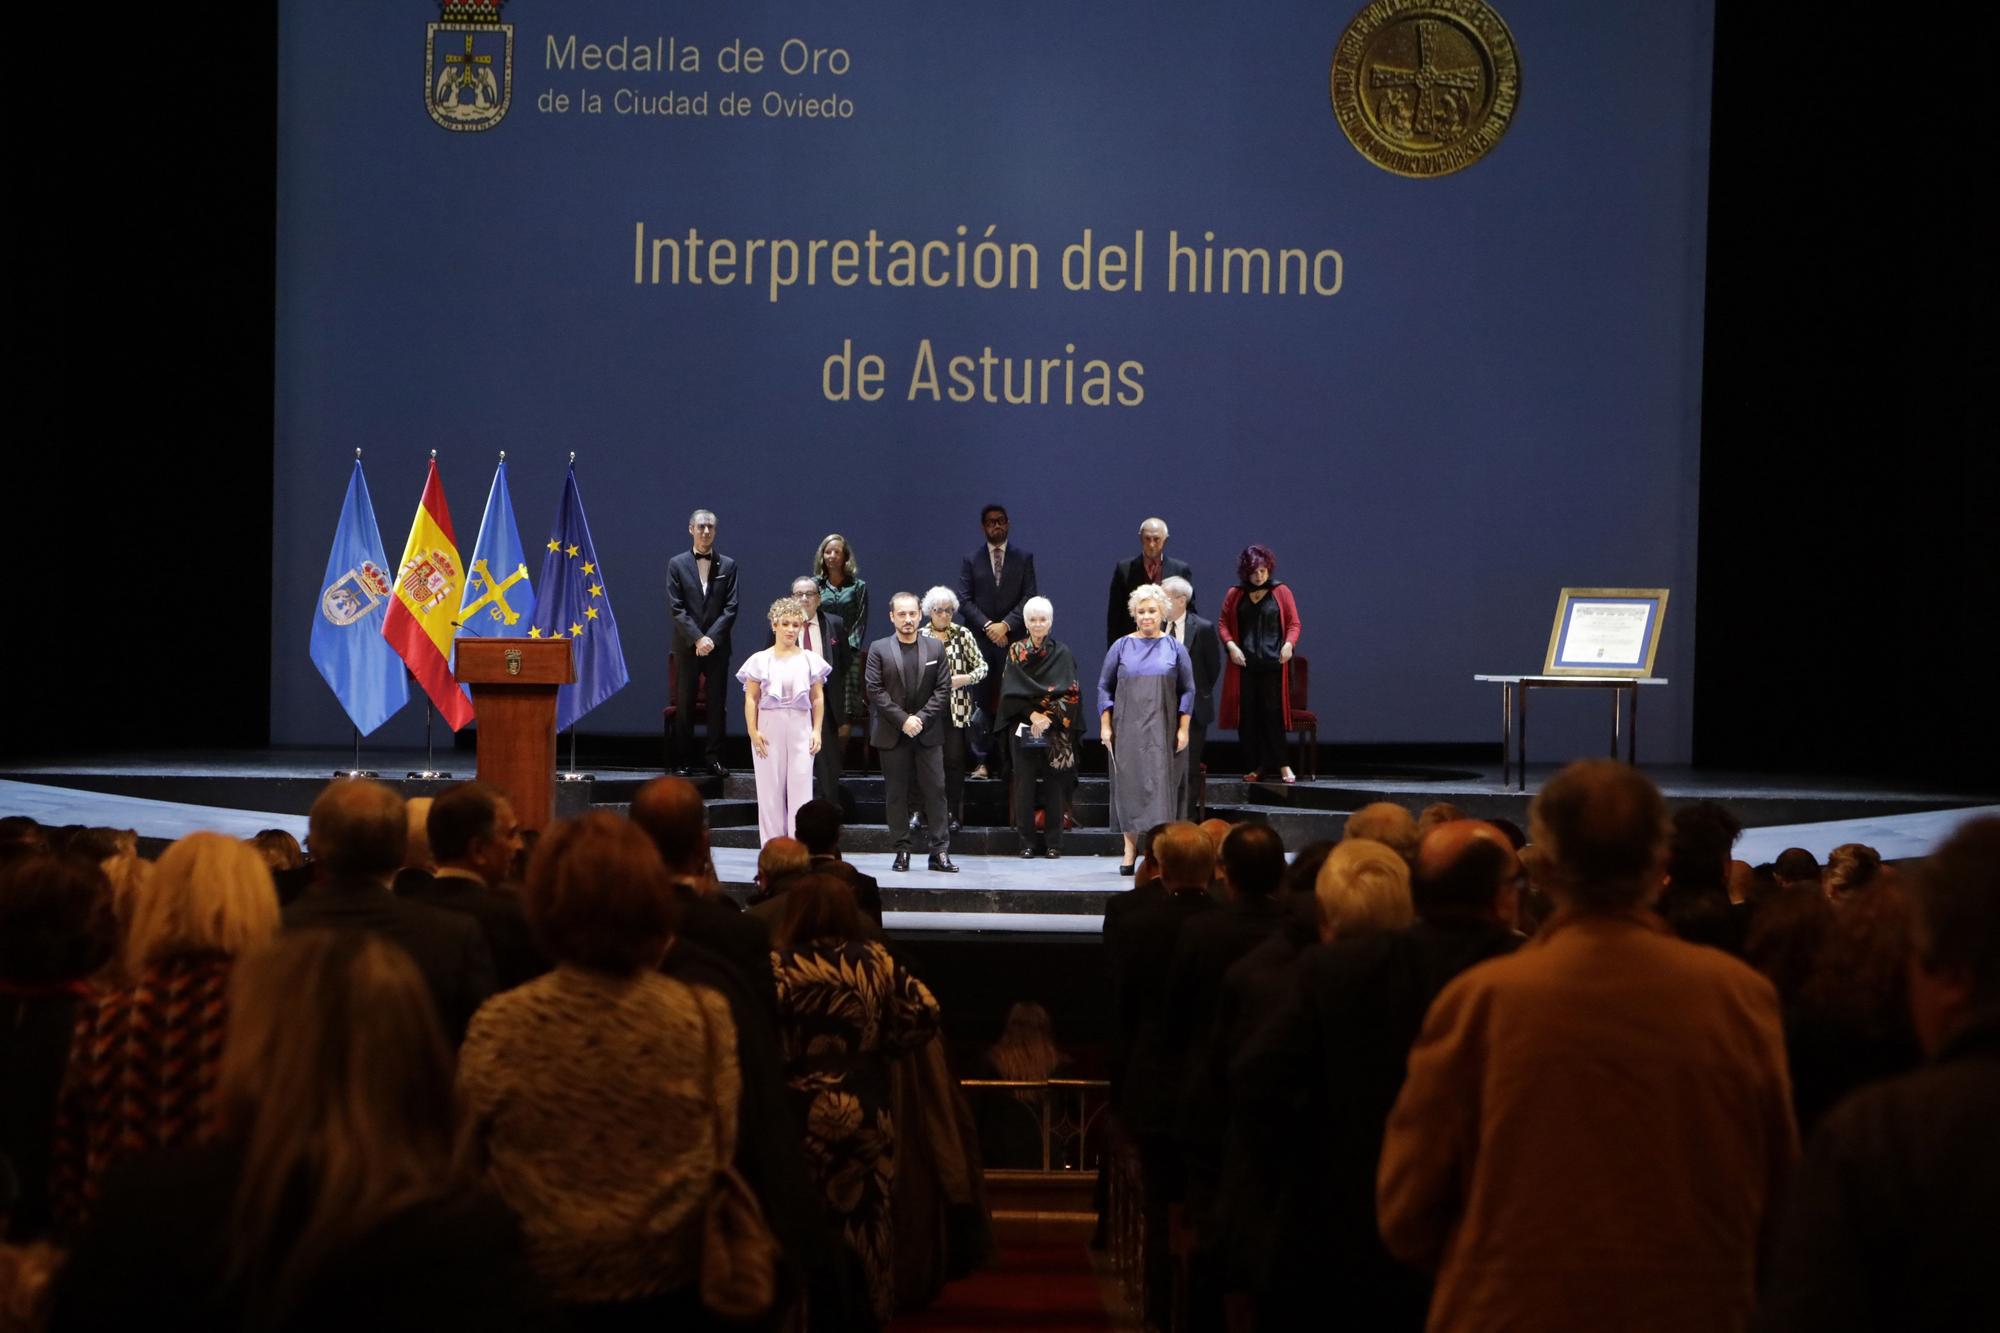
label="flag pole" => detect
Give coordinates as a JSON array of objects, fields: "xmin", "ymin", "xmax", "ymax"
[{"xmin": 556, "ymin": 450, "xmax": 587, "ymax": 784}]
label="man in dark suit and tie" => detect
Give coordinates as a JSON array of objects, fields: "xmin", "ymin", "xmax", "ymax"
[
  {"xmin": 1107, "ymin": 516, "xmax": 1195, "ymax": 646},
  {"xmin": 865, "ymin": 591, "xmax": 958, "ymax": 872},
  {"xmin": 1163, "ymin": 576, "xmax": 1222, "ymax": 818},
  {"xmin": 957, "ymin": 503, "xmax": 1036, "ymax": 777},
  {"xmin": 666, "ymin": 508, "xmax": 739, "ymax": 777},
  {"xmin": 779, "ymin": 575, "xmax": 848, "ymax": 801}
]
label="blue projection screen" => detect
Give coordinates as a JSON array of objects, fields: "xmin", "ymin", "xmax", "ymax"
[{"xmin": 272, "ymin": 1, "xmax": 1713, "ymax": 759}]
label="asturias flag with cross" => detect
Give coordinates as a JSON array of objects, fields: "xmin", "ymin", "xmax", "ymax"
[
  {"xmin": 529, "ymin": 464, "xmax": 629, "ymax": 731},
  {"xmin": 455, "ymin": 458, "xmax": 537, "ymax": 671}
]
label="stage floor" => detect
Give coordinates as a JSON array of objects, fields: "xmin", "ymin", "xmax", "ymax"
[{"xmin": 5, "ymin": 749, "xmax": 1994, "ymax": 934}]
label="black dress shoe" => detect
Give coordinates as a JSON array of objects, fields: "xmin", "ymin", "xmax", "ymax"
[
  {"xmin": 1020, "ymin": 847, "xmax": 1039, "ymax": 859},
  {"xmin": 1044, "ymin": 848, "xmax": 1062, "ymax": 859},
  {"xmin": 705, "ymin": 760, "xmax": 729, "ymax": 778},
  {"xmin": 892, "ymin": 851, "xmax": 911, "ymax": 872},
  {"xmin": 950, "ymin": 818, "xmax": 962, "ymax": 834},
  {"xmin": 928, "ymin": 854, "xmax": 959, "ymax": 873}
]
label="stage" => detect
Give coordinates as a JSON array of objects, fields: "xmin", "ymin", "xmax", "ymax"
[{"xmin": 4, "ymin": 749, "xmax": 1992, "ymax": 936}]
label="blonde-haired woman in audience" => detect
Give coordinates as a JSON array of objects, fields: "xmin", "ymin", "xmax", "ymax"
[
  {"xmin": 51, "ymin": 831, "xmax": 279, "ymax": 1232},
  {"xmin": 93, "ymin": 851, "xmax": 152, "ymax": 983},
  {"xmin": 1824, "ymin": 841, "xmax": 1889, "ymax": 901},
  {"xmin": 1314, "ymin": 838, "xmax": 1415, "ymax": 942},
  {"xmin": 247, "ymin": 828, "xmax": 304, "ymax": 872},
  {"xmin": 52, "ymin": 930, "xmax": 554, "ymax": 1331}
]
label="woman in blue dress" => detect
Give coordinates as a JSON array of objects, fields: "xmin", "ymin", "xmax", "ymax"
[{"xmin": 1098, "ymin": 582, "xmax": 1195, "ymax": 874}]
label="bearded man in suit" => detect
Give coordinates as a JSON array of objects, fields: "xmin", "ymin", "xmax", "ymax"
[{"xmin": 864, "ymin": 591, "xmax": 957, "ymax": 873}]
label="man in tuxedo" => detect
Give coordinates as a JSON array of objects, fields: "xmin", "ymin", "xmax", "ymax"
[
  {"xmin": 865, "ymin": 591, "xmax": 957, "ymax": 873},
  {"xmin": 665, "ymin": 508, "xmax": 739, "ymax": 777},
  {"xmin": 1107, "ymin": 515, "xmax": 1195, "ymax": 645},
  {"xmin": 1162, "ymin": 576, "xmax": 1222, "ymax": 818},
  {"xmin": 957, "ymin": 503, "xmax": 1037, "ymax": 776},
  {"xmin": 779, "ymin": 575, "xmax": 848, "ymax": 801}
]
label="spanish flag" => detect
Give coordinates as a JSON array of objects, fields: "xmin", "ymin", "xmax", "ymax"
[{"xmin": 383, "ymin": 459, "xmax": 476, "ymax": 730}]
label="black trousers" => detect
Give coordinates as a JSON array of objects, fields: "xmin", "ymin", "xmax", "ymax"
[
  {"xmin": 813, "ymin": 701, "xmax": 844, "ymax": 801},
  {"xmin": 1011, "ymin": 734, "xmax": 1065, "ymax": 851},
  {"xmin": 1239, "ymin": 666, "xmax": 1287, "ymax": 777},
  {"xmin": 880, "ymin": 742, "xmax": 948, "ymax": 853},
  {"xmin": 1183, "ymin": 722, "xmax": 1208, "ymax": 819},
  {"xmin": 941, "ymin": 726, "xmax": 968, "ymax": 818},
  {"xmin": 673, "ymin": 645, "xmax": 729, "ymax": 764}
]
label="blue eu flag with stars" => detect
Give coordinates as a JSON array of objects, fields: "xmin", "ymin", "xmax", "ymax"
[
  {"xmin": 309, "ymin": 459, "xmax": 410, "ymax": 735},
  {"xmin": 529, "ymin": 465, "xmax": 629, "ymax": 731}
]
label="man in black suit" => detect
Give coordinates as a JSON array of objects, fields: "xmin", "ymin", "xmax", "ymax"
[
  {"xmin": 283, "ymin": 778, "xmax": 497, "ymax": 1043},
  {"xmin": 957, "ymin": 503, "xmax": 1037, "ymax": 776},
  {"xmin": 398, "ymin": 780, "xmax": 547, "ymax": 993},
  {"xmin": 780, "ymin": 575, "xmax": 848, "ymax": 801},
  {"xmin": 630, "ymin": 775, "xmax": 775, "ymax": 1014},
  {"xmin": 864, "ymin": 591, "xmax": 957, "ymax": 873},
  {"xmin": 1106, "ymin": 515, "xmax": 1195, "ymax": 645},
  {"xmin": 1163, "ymin": 576, "xmax": 1222, "ymax": 818},
  {"xmin": 791, "ymin": 798, "xmax": 886, "ymax": 924},
  {"xmin": 665, "ymin": 507, "xmax": 739, "ymax": 777}
]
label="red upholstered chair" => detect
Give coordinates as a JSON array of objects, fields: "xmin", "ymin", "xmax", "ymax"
[{"xmin": 1287, "ymin": 652, "xmax": 1320, "ymax": 779}]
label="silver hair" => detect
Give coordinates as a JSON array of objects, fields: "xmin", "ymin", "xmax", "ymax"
[
  {"xmin": 1023, "ymin": 595, "xmax": 1053, "ymax": 622},
  {"xmin": 920, "ymin": 585, "xmax": 960, "ymax": 617},
  {"xmin": 688, "ymin": 508, "xmax": 716, "ymax": 526},
  {"xmin": 790, "ymin": 575, "xmax": 817, "ymax": 596},
  {"xmin": 1160, "ymin": 575, "xmax": 1193, "ymax": 603},
  {"xmin": 1127, "ymin": 582, "xmax": 1167, "ymax": 619},
  {"xmin": 1140, "ymin": 516, "xmax": 1169, "ymax": 538}
]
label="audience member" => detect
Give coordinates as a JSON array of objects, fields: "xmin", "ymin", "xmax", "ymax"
[
  {"xmin": 1659, "ymin": 799, "xmax": 1747, "ymax": 955},
  {"xmin": 1414, "ymin": 802, "xmax": 1465, "ymax": 836},
  {"xmin": 93, "ymin": 851, "xmax": 151, "ymax": 982},
  {"xmin": 1236, "ymin": 819, "xmax": 1519, "ymax": 1331},
  {"xmin": 791, "ymin": 798, "xmax": 885, "ymax": 925},
  {"xmin": 283, "ymin": 779, "xmax": 495, "ymax": 1043},
  {"xmin": 52, "ymin": 930, "xmax": 554, "ymax": 1333},
  {"xmin": 1785, "ymin": 880, "xmax": 1922, "ymax": 1136},
  {"xmin": 1774, "ymin": 846, "xmax": 1823, "ymax": 894},
  {"xmin": 630, "ymin": 776, "xmax": 773, "ymax": 1005},
  {"xmin": 771, "ymin": 873, "xmax": 942, "ymax": 1326},
  {"xmin": 458, "ymin": 813, "xmax": 739, "ymax": 1327},
  {"xmin": 1824, "ymin": 841, "xmax": 1888, "ymax": 900},
  {"xmin": 399, "ymin": 782, "xmax": 545, "ymax": 993},
  {"xmin": 0, "ymin": 817, "xmax": 48, "ymax": 863},
  {"xmin": 1487, "ymin": 815, "xmax": 1528, "ymax": 850},
  {"xmin": 52, "ymin": 832, "xmax": 279, "ymax": 1232},
  {"xmin": 1379, "ymin": 760, "xmax": 1797, "ymax": 1333},
  {"xmin": 396, "ymin": 796, "xmax": 436, "ymax": 886},
  {"xmin": 1760, "ymin": 816, "xmax": 2000, "ymax": 1333},
  {"xmin": 246, "ymin": 828, "xmax": 303, "ymax": 872},
  {"xmin": 1342, "ymin": 800, "xmax": 1419, "ymax": 864},
  {"xmin": 0, "ymin": 854, "xmax": 115, "ymax": 1242},
  {"xmin": 976, "ymin": 1003, "xmax": 1071, "ymax": 1168},
  {"xmin": 749, "ymin": 836, "xmax": 811, "ymax": 910},
  {"xmin": 1743, "ymin": 884, "xmax": 1835, "ymax": 1010},
  {"xmin": 1314, "ymin": 837, "xmax": 1418, "ymax": 941}
]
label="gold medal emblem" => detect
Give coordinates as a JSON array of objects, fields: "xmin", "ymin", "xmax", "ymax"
[{"xmin": 1331, "ymin": 0, "xmax": 1521, "ymax": 178}]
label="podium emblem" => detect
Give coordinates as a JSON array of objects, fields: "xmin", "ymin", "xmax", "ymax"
[
  {"xmin": 426, "ymin": 0, "xmax": 513, "ymax": 133},
  {"xmin": 321, "ymin": 560, "xmax": 391, "ymax": 627},
  {"xmin": 504, "ymin": 648, "xmax": 523, "ymax": 676}
]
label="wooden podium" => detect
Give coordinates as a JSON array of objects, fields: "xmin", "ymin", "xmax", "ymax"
[{"xmin": 455, "ymin": 638, "xmax": 574, "ymax": 831}]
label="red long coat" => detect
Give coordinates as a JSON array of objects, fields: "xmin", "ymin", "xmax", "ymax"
[{"xmin": 1216, "ymin": 582, "xmax": 1301, "ymax": 730}]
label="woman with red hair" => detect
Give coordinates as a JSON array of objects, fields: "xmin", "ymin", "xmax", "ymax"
[{"xmin": 1217, "ymin": 544, "xmax": 1302, "ymax": 783}]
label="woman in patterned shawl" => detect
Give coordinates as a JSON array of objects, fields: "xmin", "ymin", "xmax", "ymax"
[
  {"xmin": 994, "ymin": 596, "xmax": 1080, "ymax": 857},
  {"xmin": 918, "ymin": 584, "xmax": 989, "ymax": 832},
  {"xmin": 770, "ymin": 874, "xmax": 941, "ymax": 1325}
]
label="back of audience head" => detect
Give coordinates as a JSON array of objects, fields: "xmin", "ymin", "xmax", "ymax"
[
  {"xmin": 218, "ymin": 929, "xmax": 457, "ymax": 1325},
  {"xmin": 1910, "ymin": 816, "xmax": 2000, "ymax": 1050},
  {"xmin": 126, "ymin": 832, "xmax": 279, "ymax": 976},
  {"xmin": 629, "ymin": 775, "xmax": 710, "ymax": 874},
  {"xmin": 1486, "ymin": 817, "xmax": 1528, "ymax": 851},
  {"xmin": 773, "ymin": 871, "xmax": 869, "ymax": 950},
  {"xmin": 57, "ymin": 826, "xmax": 136, "ymax": 863},
  {"xmin": 1153, "ymin": 822, "xmax": 1217, "ymax": 892},
  {"xmin": 1528, "ymin": 759, "xmax": 1669, "ymax": 910},
  {"xmin": 427, "ymin": 781, "xmax": 521, "ymax": 884},
  {"xmin": 97, "ymin": 852, "xmax": 153, "ymax": 967},
  {"xmin": 1197, "ymin": 817, "xmax": 1236, "ymax": 853},
  {"xmin": 0, "ymin": 815, "xmax": 48, "ymax": 863},
  {"xmin": 249, "ymin": 828, "xmax": 304, "ymax": 872},
  {"xmin": 1666, "ymin": 801, "xmax": 1741, "ymax": 891},
  {"xmin": 792, "ymin": 799, "xmax": 845, "ymax": 857},
  {"xmin": 1315, "ymin": 839, "xmax": 1415, "ymax": 943},
  {"xmin": 524, "ymin": 812, "xmax": 678, "ymax": 975},
  {"xmin": 308, "ymin": 779, "xmax": 407, "ymax": 879},
  {"xmin": 1219, "ymin": 823, "xmax": 1286, "ymax": 900},
  {"xmin": 1796, "ymin": 879, "xmax": 1915, "ymax": 1039},
  {"xmin": 1825, "ymin": 841, "xmax": 1887, "ymax": 900},
  {"xmin": 0, "ymin": 852, "xmax": 116, "ymax": 985},
  {"xmin": 1773, "ymin": 846, "xmax": 1822, "ymax": 891},
  {"xmin": 401, "ymin": 799, "xmax": 434, "ymax": 873},
  {"xmin": 1284, "ymin": 839, "xmax": 1338, "ymax": 899},
  {"xmin": 1413, "ymin": 820, "xmax": 1520, "ymax": 928},
  {"xmin": 758, "ymin": 837, "xmax": 811, "ymax": 892},
  {"xmin": 988, "ymin": 1001, "xmax": 1065, "ymax": 1084},
  {"xmin": 1744, "ymin": 886, "xmax": 1834, "ymax": 1008},
  {"xmin": 1415, "ymin": 802, "xmax": 1466, "ymax": 837},
  {"xmin": 1343, "ymin": 802, "xmax": 1419, "ymax": 865}
]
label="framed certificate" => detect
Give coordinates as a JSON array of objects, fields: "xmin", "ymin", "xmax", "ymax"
[{"xmin": 1543, "ymin": 588, "xmax": 1668, "ymax": 676}]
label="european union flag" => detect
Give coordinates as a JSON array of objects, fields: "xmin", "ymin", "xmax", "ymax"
[
  {"xmin": 456, "ymin": 458, "xmax": 536, "ymax": 648},
  {"xmin": 529, "ymin": 465, "xmax": 629, "ymax": 731},
  {"xmin": 309, "ymin": 460, "xmax": 410, "ymax": 735}
]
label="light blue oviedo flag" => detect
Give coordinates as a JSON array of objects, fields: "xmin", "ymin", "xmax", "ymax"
[
  {"xmin": 529, "ymin": 464, "xmax": 630, "ymax": 731},
  {"xmin": 456, "ymin": 458, "xmax": 538, "ymax": 657},
  {"xmin": 309, "ymin": 460, "xmax": 410, "ymax": 734}
]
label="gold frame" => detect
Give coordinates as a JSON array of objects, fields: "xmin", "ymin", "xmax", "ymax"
[{"xmin": 1542, "ymin": 587, "xmax": 1669, "ymax": 677}]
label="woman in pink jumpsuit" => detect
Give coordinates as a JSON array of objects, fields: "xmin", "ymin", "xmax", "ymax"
[{"xmin": 738, "ymin": 596, "xmax": 831, "ymax": 843}]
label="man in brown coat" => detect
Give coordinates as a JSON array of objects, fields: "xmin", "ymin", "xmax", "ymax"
[{"xmin": 1378, "ymin": 760, "xmax": 1798, "ymax": 1333}]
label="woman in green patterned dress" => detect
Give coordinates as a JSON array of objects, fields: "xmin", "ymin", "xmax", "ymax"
[{"xmin": 813, "ymin": 532, "xmax": 869, "ymax": 744}]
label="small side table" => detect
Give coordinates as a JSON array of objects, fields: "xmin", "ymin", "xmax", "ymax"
[{"xmin": 1474, "ymin": 675, "xmax": 1670, "ymax": 792}]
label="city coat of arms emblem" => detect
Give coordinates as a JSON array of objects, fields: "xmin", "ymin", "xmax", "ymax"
[{"xmin": 426, "ymin": 0, "xmax": 513, "ymax": 132}]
